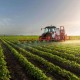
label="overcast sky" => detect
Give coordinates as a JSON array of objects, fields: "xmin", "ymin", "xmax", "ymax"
[{"xmin": 0, "ymin": 0, "xmax": 80, "ymax": 35}]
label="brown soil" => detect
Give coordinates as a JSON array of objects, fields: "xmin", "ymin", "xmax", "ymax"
[{"xmin": 2, "ymin": 43, "xmax": 32, "ymax": 80}]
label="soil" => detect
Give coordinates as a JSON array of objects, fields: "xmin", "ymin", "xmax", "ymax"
[{"xmin": 2, "ymin": 43, "xmax": 32, "ymax": 80}]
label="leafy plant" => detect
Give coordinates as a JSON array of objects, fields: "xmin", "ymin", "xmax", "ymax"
[{"xmin": 0, "ymin": 45, "xmax": 10, "ymax": 80}]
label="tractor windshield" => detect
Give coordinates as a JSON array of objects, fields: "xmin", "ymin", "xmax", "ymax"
[
  {"xmin": 44, "ymin": 28, "xmax": 55, "ymax": 33},
  {"xmin": 51, "ymin": 28, "xmax": 55, "ymax": 32},
  {"xmin": 44, "ymin": 28, "xmax": 49, "ymax": 33}
]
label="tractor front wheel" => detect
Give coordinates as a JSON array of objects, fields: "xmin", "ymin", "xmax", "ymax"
[{"xmin": 39, "ymin": 36, "xmax": 42, "ymax": 41}]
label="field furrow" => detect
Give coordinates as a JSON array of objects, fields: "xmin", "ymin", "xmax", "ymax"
[
  {"xmin": 2, "ymin": 43, "xmax": 32, "ymax": 80},
  {"xmin": 2, "ymin": 40, "xmax": 50, "ymax": 80},
  {"xmin": 6, "ymin": 40, "xmax": 80, "ymax": 80},
  {"xmin": 1, "ymin": 39, "xmax": 80, "ymax": 80}
]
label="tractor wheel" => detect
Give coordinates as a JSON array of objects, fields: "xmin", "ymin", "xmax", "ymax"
[
  {"xmin": 46, "ymin": 36, "xmax": 51, "ymax": 41},
  {"xmin": 39, "ymin": 36, "xmax": 42, "ymax": 41}
]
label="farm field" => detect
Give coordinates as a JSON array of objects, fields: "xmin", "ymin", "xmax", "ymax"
[
  {"xmin": 0, "ymin": 36, "xmax": 80, "ymax": 80},
  {"xmin": 0, "ymin": 0, "xmax": 80, "ymax": 80}
]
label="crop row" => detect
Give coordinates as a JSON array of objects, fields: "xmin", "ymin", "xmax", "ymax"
[
  {"xmin": 2, "ymin": 40, "xmax": 50, "ymax": 80},
  {"xmin": 11, "ymin": 41, "xmax": 80, "ymax": 76},
  {"xmin": 23, "ymin": 45, "xmax": 80, "ymax": 76},
  {"xmin": 0, "ymin": 45, "xmax": 10, "ymax": 80},
  {"xmin": 33, "ymin": 46, "xmax": 80, "ymax": 64},
  {"xmin": 6, "ymin": 40, "xmax": 80, "ymax": 80},
  {"xmin": 17, "ymin": 41, "xmax": 80, "ymax": 57},
  {"xmin": 44, "ymin": 45, "xmax": 80, "ymax": 56}
]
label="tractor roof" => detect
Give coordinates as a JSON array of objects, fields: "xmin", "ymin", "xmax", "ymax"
[{"xmin": 45, "ymin": 26, "xmax": 56, "ymax": 28}]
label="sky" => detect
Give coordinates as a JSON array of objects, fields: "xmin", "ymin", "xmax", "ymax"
[{"xmin": 0, "ymin": 0, "xmax": 80, "ymax": 35}]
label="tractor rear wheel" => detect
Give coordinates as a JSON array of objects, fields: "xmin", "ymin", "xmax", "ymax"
[{"xmin": 46, "ymin": 36, "xmax": 52, "ymax": 41}]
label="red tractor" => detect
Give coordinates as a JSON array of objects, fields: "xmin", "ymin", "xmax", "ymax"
[{"xmin": 39, "ymin": 26, "xmax": 67, "ymax": 41}]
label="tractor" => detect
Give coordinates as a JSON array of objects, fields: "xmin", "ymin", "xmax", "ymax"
[{"xmin": 39, "ymin": 26, "xmax": 67, "ymax": 41}]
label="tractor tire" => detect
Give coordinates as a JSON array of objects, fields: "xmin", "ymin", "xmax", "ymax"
[{"xmin": 46, "ymin": 35, "xmax": 52, "ymax": 41}]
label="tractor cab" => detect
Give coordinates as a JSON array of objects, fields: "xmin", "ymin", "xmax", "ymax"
[
  {"xmin": 39, "ymin": 26, "xmax": 56, "ymax": 41},
  {"xmin": 44, "ymin": 26, "xmax": 56, "ymax": 33}
]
